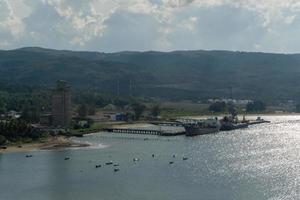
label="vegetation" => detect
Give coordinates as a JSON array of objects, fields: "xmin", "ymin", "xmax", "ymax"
[
  {"xmin": 131, "ymin": 102, "xmax": 146, "ymax": 120},
  {"xmin": 0, "ymin": 119, "xmax": 45, "ymax": 143},
  {"xmin": 72, "ymin": 122, "xmax": 107, "ymax": 134},
  {"xmin": 246, "ymin": 101, "xmax": 266, "ymax": 112},
  {"xmin": 1, "ymin": 47, "xmax": 300, "ymax": 102},
  {"xmin": 0, "ymin": 135, "xmax": 6, "ymax": 145},
  {"xmin": 208, "ymin": 102, "xmax": 226, "ymax": 113},
  {"xmin": 0, "ymin": 84, "xmax": 51, "ymax": 123},
  {"xmin": 77, "ymin": 104, "xmax": 88, "ymax": 118},
  {"xmin": 150, "ymin": 104, "xmax": 161, "ymax": 118}
]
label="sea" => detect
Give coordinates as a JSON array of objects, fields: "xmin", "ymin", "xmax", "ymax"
[{"xmin": 0, "ymin": 115, "xmax": 299, "ymax": 200}]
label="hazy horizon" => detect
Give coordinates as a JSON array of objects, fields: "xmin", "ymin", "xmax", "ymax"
[
  {"xmin": 2, "ymin": 46, "xmax": 300, "ymax": 55},
  {"xmin": 1, "ymin": 0, "xmax": 300, "ymax": 53}
]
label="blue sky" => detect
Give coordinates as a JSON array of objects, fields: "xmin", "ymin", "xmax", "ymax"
[{"xmin": 1, "ymin": 0, "xmax": 300, "ymax": 53}]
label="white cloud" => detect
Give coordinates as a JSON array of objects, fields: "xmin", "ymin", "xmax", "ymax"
[
  {"xmin": 0, "ymin": 0, "xmax": 300, "ymax": 52},
  {"xmin": 0, "ymin": 0, "xmax": 26, "ymax": 38}
]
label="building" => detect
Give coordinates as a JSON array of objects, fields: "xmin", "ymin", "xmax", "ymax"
[{"xmin": 51, "ymin": 80, "xmax": 71, "ymax": 127}]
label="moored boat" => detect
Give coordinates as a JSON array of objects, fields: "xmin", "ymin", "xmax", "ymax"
[
  {"xmin": 220, "ymin": 122, "xmax": 248, "ymax": 131},
  {"xmin": 184, "ymin": 118, "xmax": 220, "ymax": 136},
  {"xmin": 247, "ymin": 117, "xmax": 271, "ymax": 125},
  {"xmin": 185, "ymin": 126, "xmax": 220, "ymax": 136}
]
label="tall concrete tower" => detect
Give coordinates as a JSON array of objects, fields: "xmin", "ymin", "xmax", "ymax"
[{"xmin": 51, "ymin": 80, "xmax": 71, "ymax": 127}]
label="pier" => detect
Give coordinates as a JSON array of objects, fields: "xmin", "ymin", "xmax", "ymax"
[
  {"xmin": 103, "ymin": 128, "xmax": 185, "ymax": 136},
  {"xmin": 150, "ymin": 121, "xmax": 184, "ymax": 127}
]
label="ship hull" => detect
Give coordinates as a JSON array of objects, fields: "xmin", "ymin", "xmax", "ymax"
[
  {"xmin": 185, "ymin": 127, "xmax": 219, "ymax": 136},
  {"xmin": 220, "ymin": 123, "xmax": 248, "ymax": 131}
]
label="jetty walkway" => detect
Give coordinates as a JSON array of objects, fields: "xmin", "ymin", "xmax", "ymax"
[{"xmin": 103, "ymin": 127, "xmax": 185, "ymax": 136}]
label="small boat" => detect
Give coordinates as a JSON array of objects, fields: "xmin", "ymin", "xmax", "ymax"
[
  {"xmin": 113, "ymin": 164, "xmax": 119, "ymax": 167},
  {"xmin": 105, "ymin": 161, "xmax": 113, "ymax": 165},
  {"xmin": 133, "ymin": 158, "xmax": 140, "ymax": 162},
  {"xmin": 114, "ymin": 168, "xmax": 120, "ymax": 172},
  {"xmin": 247, "ymin": 117, "xmax": 271, "ymax": 125},
  {"xmin": 183, "ymin": 157, "xmax": 188, "ymax": 161},
  {"xmin": 169, "ymin": 161, "xmax": 174, "ymax": 165},
  {"xmin": 95, "ymin": 165, "xmax": 102, "ymax": 168},
  {"xmin": 64, "ymin": 157, "xmax": 70, "ymax": 160},
  {"xmin": 25, "ymin": 155, "xmax": 33, "ymax": 158}
]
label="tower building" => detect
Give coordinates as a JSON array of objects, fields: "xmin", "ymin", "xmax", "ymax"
[{"xmin": 51, "ymin": 80, "xmax": 71, "ymax": 127}]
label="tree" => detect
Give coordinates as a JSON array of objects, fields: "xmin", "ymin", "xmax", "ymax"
[
  {"xmin": 132, "ymin": 103, "xmax": 146, "ymax": 120},
  {"xmin": 246, "ymin": 101, "xmax": 266, "ymax": 112},
  {"xmin": 208, "ymin": 102, "xmax": 226, "ymax": 113},
  {"xmin": 0, "ymin": 135, "xmax": 6, "ymax": 145},
  {"xmin": 77, "ymin": 104, "xmax": 88, "ymax": 118},
  {"xmin": 114, "ymin": 98, "xmax": 130, "ymax": 108},
  {"xmin": 88, "ymin": 105, "xmax": 96, "ymax": 115},
  {"xmin": 150, "ymin": 104, "xmax": 161, "ymax": 118}
]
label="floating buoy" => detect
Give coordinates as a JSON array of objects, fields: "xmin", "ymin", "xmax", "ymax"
[
  {"xmin": 152, "ymin": 154, "xmax": 155, "ymax": 158},
  {"xmin": 172, "ymin": 154, "xmax": 176, "ymax": 158}
]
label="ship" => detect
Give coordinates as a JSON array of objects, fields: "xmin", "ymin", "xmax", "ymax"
[
  {"xmin": 183, "ymin": 118, "xmax": 221, "ymax": 136},
  {"xmin": 219, "ymin": 122, "xmax": 248, "ymax": 131},
  {"xmin": 219, "ymin": 115, "xmax": 248, "ymax": 131}
]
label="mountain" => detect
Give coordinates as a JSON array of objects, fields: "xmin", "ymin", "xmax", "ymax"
[{"xmin": 1, "ymin": 47, "xmax": 300, "ymax": 102}]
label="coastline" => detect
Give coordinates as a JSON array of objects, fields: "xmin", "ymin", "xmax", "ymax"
[{"xmin": 0, "ymin": 136, "xmax": 90, "ymax": 154}]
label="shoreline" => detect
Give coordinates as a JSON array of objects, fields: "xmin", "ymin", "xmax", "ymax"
[{"xmin": 0, "ymin": 136, "xmax": 90, "ymax": 154}]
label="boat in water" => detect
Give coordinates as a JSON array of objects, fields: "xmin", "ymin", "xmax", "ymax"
[
  {"xmin": 220, "ymin": 122, "xmax": 248, "ymax": 131},
  {"xmin": 246, "ymin": 117, "xmax": 271, "ymax": 125},
  {"xmin": 184, "ymin": 118, "xmax": 221, "ymax": 136},
  {"xmin": 220, "ymin": 115, "xmax": 248, "ymax": 131}
]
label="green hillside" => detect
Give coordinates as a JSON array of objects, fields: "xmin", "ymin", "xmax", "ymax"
[{"xmin": 1, "ymin": 47, "xmax": 300, "ymax": 102}]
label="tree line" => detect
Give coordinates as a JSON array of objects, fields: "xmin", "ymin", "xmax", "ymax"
[
  {"xmin": 208, "ymin": 100, "xmax": 266, "ymax": 113},
  {"xmin": 0, "ymin": 119, "xmax": 45, "ymax": 145}
]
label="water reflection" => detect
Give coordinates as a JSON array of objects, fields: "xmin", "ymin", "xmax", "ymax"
[{"xmin": 0, "ymin": 115, "xmax": 299, "ymax": 200}]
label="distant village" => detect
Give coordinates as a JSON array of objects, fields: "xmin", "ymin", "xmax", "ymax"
[{"xmin": 0, "ymin": 79, "xmax": 299, "ymax": 145}]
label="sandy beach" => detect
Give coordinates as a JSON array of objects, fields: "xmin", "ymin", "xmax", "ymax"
[{"xmin": 0, "ymin": 136, "xmax": 90, "ymax": 153}]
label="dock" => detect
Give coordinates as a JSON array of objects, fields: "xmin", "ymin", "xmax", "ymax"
[
  {"xmin": 247, "ymin": 120, "xmax": 271, "ymax": 125},
  {"xmin": 103, "ymin": 128, "xmax": 185, "ymax": 136},
  {"xmin": 150, "ymin": 121, "xmax": 184, "ymax": 127}
]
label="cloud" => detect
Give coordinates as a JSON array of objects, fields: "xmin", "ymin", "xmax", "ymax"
[
  {"xmin": 0, "ymin": 0, "xmax": 26, "ymax": 39},
  {"xmin": 0, "ymin": 0, "xmax": 300, "ymax": 52}
]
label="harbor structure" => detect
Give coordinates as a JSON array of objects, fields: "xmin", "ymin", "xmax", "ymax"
[{"xmin": 51, "ymin": 80, "xmax": 71, "ymax": 127}]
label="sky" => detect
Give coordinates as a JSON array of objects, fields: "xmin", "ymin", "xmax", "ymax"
[{"xmin": 1, "ymin": 0, "xmax": 300, "ymax": 53}]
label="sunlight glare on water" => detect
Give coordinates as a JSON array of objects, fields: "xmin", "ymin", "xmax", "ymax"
[{"xmin": 0, "ymin": 115, "xmax": 299, "ymax": 200}]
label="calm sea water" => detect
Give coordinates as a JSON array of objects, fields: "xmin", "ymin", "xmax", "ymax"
[{"xmin": 0, "ymin": 115, "xmax": 299, "ymax": 200}]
